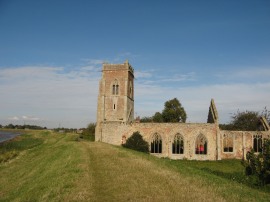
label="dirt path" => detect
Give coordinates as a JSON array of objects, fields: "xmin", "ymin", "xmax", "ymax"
[{"xmin": 69, "ymin": 141, "xmax": 226, "ymax": 202}]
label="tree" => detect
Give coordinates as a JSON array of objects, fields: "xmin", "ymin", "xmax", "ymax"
[
  {"xmin": 140, "ymin": 116, "xmax": 152, "ymax": 123},
  {"xmin": 242, "ymin": 139, "xmax": 270, "ymax": 185},
  {"xmin": 162, "ymin": 98, "xmax": 187, "ymax": 123},
  {"xmin": 5, "ymin": 124, "xmax": 15, "ymax": 129},
  {"xmin": 83, "ymin": 123, "xmax": 96, "ymax": 135},
  {"xmin": 122, "ymin": 131, "xmax": 149, "ymax": 153},
  {"xmin": 221, "ymin": 108, "xmax": 270, "ymax": 131},
  {"xmin": 152, "ymin": 112, "xmax": 163, "ymax": 123},
  {"xmin": 81, "ymin": 123, "xmax": 96, "ymax": 141},
  {"xmin": 139, "ymin": 98, "xmax": 187, "ymax": 123},
  {"xmin": 231, "ymin": 110, "xmax": 260, "ymax": 131}
]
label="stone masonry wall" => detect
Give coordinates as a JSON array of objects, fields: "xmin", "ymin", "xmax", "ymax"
[
  {"xmin": 99, "ymin": 122, "xmax": 219, "ymax": 160},
  {"xmin": 220, "ymin": 130, "xmax": 270, "ymax": 159},
  {"xmin": 97, "ymin": 122, "xmax": 270, "ymax": 160}
]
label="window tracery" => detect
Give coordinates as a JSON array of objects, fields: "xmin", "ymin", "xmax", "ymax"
[
  {"xmin": 253, "ymin": 134, "xmax": 263, "ymax": 153},
  {"xmin": 195, "ymin": 134, "xmax": 207, "ymax": 155},
  {"xmin": 151, "ymin": 133, "xmax": 162, "ymax": 153},
  {"xmin": 172, "ymin": 133, "xmax": 184, "ymax": 154},
  {"xmin": 112, "ymin": 79, "xmax": 119, "ymax": 95}
]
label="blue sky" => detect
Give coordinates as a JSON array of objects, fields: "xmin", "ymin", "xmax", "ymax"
[{"xmin": 0, "ymin": 0, "xmax": 270, "ymax": 128}]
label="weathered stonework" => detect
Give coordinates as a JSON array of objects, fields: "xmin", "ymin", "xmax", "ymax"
[{"xmin": 95, "ymin": 61, "xmax": 270, "ymax": 160}]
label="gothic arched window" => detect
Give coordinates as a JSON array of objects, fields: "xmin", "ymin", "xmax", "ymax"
[
  {"xmin": 151, "ymin": 133, "xmax": 162, "ymax": 153},
  {"xmin": 172, "ymin": 133, "xmax": 184, "ymax": 154},
  {"xmin": 253, "ymin": 134, "xmax": 263, "ymax": 153},
  {"xmin": 112, "ymin": 80, "xmax": 119, "ymax": 95},
  {"xmin": 195, "ymin": 134, "xmax": 207, "ymax": 155},
  {"xmin": 223, "ymin": 133, "xmax": 234, "ymax": 152}
]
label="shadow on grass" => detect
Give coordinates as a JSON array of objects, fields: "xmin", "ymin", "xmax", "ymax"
[{"xmin": 158, "ymin": 157, "xmax": 270, "ymax": 193}]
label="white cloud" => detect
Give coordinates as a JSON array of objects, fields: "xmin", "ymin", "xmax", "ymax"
[
  {"xmin": 0, "ymin": 66, "xmax": 63, "ymax": 80},
  {"xmin": 135, "ymin": 71, "xmax": 152, "ymax": 78},
  {"xmin": 80, "ymin": 59, "xmax": 104, "ymax": 65},
  {"xmin": 159, "ymin": 72, "xmax": 196, "ymax": 82},
  {"xmin": 87, "ymin": 59, "xmax": 104, "ymax": 65},
  {"xmin": 8, "ymin": 116, "xmax": 19, "ymax": 121},
  {"xmin": 215, "ymin": 67, "xmax": 270, "ymax": 81},
  {"xmin": 234, "ymin": 68, "xmax": 270, "ymax": 79},
  {"xmin": 1, "ymin": 61, "xmax": 269, "ymax": 128},
  {"xmin": 0, "ymin": 65, "xmax": 100, "ymax": 128},
  {"xmin": 22, "ymin": 116, "xmax": 40, "ymax": 121},
  {"xmin": 81, "ymin": 65, "xmax": 97, "ymax": 71},
  {"xmin": 133, "ymin": 66, "xmax": 270, "ymax": 124},
  {"xmin": 135, "ymin": 80, "xmax": 270, "ymax": 124}
]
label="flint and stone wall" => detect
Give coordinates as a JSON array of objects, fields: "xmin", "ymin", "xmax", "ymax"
[
  {"xmin": 96, "ymin": 122, "xmax": 270, "ymax": 160},
  {"xmin": 219, "ymin": 130, "xmax": 270, "ymax": 159},
  {"xmin": 96, "ymin": 122, "xmax": 219, "ymax": 160}
]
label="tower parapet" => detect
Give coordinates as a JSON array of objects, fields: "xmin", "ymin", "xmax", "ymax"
[{"xmin": 102, "ymin": 60, "xmax": 134, "ymax": 74}]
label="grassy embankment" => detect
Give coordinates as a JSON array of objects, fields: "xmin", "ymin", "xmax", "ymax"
[{"xmin": 0, "ymin": 130, "xmax": 269, "ymax": 201}]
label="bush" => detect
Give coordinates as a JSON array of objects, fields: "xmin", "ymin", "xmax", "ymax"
[
  {"xmin": 81, "ymin": 123, "xmax": 95, "ymax": 141},
  {"xmin": 243, "ymin": 139, "xmax": 270, "ymax": 185},
  {"xmin": 122, "ymin": 131, "xmax": 149, "ymax": 153}
]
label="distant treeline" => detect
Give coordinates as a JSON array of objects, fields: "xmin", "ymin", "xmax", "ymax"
[
  {"xmin": 0, "ymin": 124, "xmax": 47, "ymax": 130},
  {"xmin": 0, "ymin": 123, "xmax": 97, "ymax": 136}
]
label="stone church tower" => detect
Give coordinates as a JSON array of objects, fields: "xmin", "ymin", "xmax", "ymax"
[{"xmin": 95, "ymin": 61, "xmax": 134, "ymax": 141}]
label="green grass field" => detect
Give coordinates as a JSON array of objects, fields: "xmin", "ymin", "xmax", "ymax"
[{"xmin": 0, "ymin": 130, "xmax": 269, "ymax": 201}]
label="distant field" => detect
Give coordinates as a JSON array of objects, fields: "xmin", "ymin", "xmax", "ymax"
[{"xmin": 0, "ymin": 130, "xmax": 269, "ymax": 201}]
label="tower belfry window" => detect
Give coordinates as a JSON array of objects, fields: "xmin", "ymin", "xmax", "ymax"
[
  {"xmin": 116, "ymin": 84, "xmax": 119, "ymax": 95},
  {"xmin": 113, "ymin": 85, "xmax": 115, "ymax": 95},
  {"xmin": 112, "ymin": 80, "xmax": 119, "ymax": 95}
]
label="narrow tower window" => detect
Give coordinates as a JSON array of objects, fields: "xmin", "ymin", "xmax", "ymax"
[{"xmin": 129, "ymin": 81, "xmax": 133, "ymax": 98}]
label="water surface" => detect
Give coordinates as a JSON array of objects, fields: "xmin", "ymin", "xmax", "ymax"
[{"xmin": 0, "ymin": 131, "xmax": 21, "ymax": 143}]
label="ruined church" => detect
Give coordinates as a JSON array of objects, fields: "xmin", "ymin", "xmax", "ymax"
[{"xmin": 95, "ymin": 61, "xmax": 270, "ymax": 160}]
